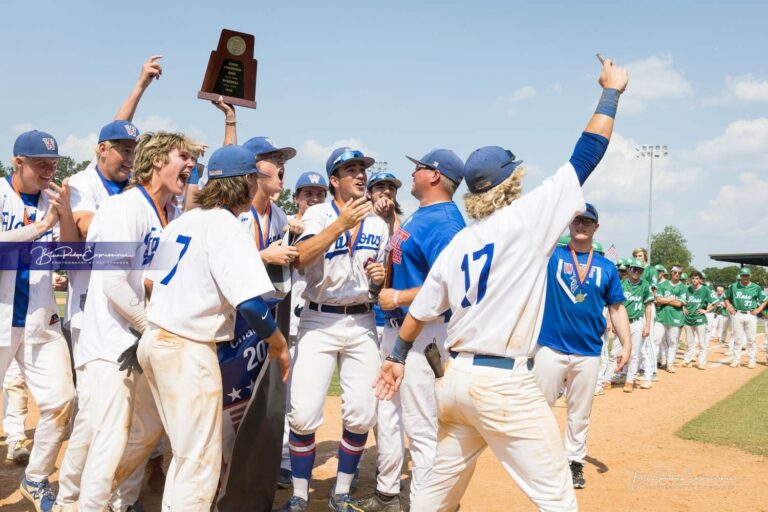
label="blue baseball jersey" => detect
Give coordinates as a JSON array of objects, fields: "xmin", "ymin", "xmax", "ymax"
[
  {"xmin": 386, "ymin": 202, "xmax": 465, "ymax": 320},
  {"xmin": 12, "ymin": 189, "xmax": 39, "ymax": 327},
  {"xmin": 537, "ymin": 245, "xmax": 625, "ymax": 356}
]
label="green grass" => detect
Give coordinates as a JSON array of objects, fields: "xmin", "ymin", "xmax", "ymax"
[
  {"xmin": 329, "ymin": 369, "xmax": 342, "ymax": 397},
  {"xmin": 677, "ymin": 369, "xmax": 768, "ymax": 456}
]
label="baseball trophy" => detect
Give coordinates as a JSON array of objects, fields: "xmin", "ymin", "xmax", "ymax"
[{"xmin": 198, "ymin": 29, "xmax": 258, "ymax": 108}]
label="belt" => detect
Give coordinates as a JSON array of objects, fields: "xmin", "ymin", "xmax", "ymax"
[
  {"xmin": 449, "ymin": 351, "xmax": 534, "ymax": 371},
  {"xmin": 386, "ymin": 316, "xmax": 450, "ymax": 328},
  {"xmin": 736, "ymin": 310, "xmax": 754, "ymax": 314},
  {"xmin": 308, "ymin": 302, "xmax": 372, "ymax": 315}
]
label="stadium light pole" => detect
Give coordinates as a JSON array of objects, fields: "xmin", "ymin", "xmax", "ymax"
[{"xmin": 635, "ymin": 145, "xmax": 668, "ymax": 264}]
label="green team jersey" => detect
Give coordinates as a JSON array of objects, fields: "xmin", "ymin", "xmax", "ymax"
[
  {"xmin": 684, "ymin": 285, "xmax": 716, "ymax": 326},
  {"xmin": 725, "ymin": 282, "xmax": 766, "ymax": 312},
  {"xmin": 656, "ymin": 280, "xmax": 688, "ymax": 326},
  {"xmin": 622, "ymin": 278, "xmax": 654, "ymax": 321},
  {"xmin": 641, "ymin": 264, "xmax": 658, "ymax": 288}
]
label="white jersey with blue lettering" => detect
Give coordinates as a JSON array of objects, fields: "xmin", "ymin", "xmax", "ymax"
[
  {"xmin": 409, "ymin": 163, "xmax": 584, "ymax": 359},
  {"xmin": 238, "ymin": 202, "xmax": 288, "ymax": 249},
  {"xmin": 0, "ymin": 177, "xmax": 59, "ymax": 347},
  {"xmin": 297, "ymin": 201, "xmax": 389, "ymax": 305},
  {"xmin": 146, "ymin": 207, "xmax": 274, "ymax": 342},
  {"xmin": 76, "ymin": 187, "xmax": 180, "ymax": 368},
  {"xmin": 67, "ymin": 162, "xmax": 115, "ymax": 329}
]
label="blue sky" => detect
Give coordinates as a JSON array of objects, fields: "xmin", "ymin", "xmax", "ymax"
[{"xmin": 2, "ymin": 1, "xmax": 766, "ymax": 269}]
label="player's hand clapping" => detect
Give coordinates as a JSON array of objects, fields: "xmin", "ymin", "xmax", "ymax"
[
  {"xmin": 47, "ymin": 178, "xmax": 73, "ymax": 217},
  {"xmin": 337, "ymin": 196, "xmax": 372, "ymax": 230},
  {"xmin": 261, "ymin": 241, "xmax": 299, "ymax": 266},
  {"xmin": 373, "ymin": 359, "xmax": 405, "ymax": 401}
]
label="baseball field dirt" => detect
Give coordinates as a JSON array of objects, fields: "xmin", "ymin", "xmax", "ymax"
[{"xmin": 2, "ymin": 337, "xmax": 766, "ymax": 512}]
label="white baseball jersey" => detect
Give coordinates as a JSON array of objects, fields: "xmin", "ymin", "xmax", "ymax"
[
  {"xmin": 238, "ymin": 202, "xmax": 288, "ymax": 249},
  {"xmin": 76, "ymin": 187, "xmax": 180, "ymax": 368},
  {"xmin": 66, "ymin": 162, "xmax": 122, "ymax": 329},
  {"xmin": 409, "ymin": 163, "xmax": 584, "ymax": 358},
  {"xmin": 0, "ymin": 177, "xmax": 60, "ymax": 347},
  {"xmin": 297, "ymin": 201, "xmax": 389, "ymax": 305},
  {"xmin": 145, "ymin": 207, "xmax": 274, "ymax": 342},
  {"xmin": 286, "ymin": 215, "xmax": 307, "ymax": 337}
]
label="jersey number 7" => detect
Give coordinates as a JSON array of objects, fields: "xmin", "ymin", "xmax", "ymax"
[
  {"xmin": 160, "ymin": 235, "xmax": 192, "ymax": 285},
  {"xmin": 460, "ymin": 243, "xmax": 494, "ymax": 308}
]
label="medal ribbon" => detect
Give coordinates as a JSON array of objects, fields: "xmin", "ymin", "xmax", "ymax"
[
  {"xmin": 251, "ymin": 203, "xmax": 272, "ymax": 250},
  {"xmin": 331, "ymin": 199, "xmax": 365, "ymax": 256},
  {"xmin": 8, "ymin": 175, "xmax": 35, "ymax": 225},
  {"xmin": 137, "ymin": 184, "xmax": 168, "ymax": 227},
  {"xmin": 568, "ymin": 242, "xmax": 594, "ymax": 290}
]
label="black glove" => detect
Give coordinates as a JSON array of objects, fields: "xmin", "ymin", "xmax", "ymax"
[{"xmin": 117, "ymin": 329, "xmax": 144, "ymax": 377}]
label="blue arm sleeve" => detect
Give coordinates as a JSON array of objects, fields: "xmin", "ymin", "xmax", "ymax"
[
  {"xmin": 569, "ymin": 132, "xmax": 609, "ymax": 185},
  {"xmin": 237, "ymin": 297, "xmax": 278, "ymax": 339}
]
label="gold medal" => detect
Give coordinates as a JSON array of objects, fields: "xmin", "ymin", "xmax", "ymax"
[{"xmin": 575, "ymin": 293, "xmax": 585, "ymax": 303}]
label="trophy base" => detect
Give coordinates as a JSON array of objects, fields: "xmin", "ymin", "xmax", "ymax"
[{"xmin": 198, "ymin": 91, "xmax": 257, "ymax": 109}]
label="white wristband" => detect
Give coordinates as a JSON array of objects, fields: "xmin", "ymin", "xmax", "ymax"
[{"xmin": 393, "ymin": 290, "xmax": 400, "ymax": 308}]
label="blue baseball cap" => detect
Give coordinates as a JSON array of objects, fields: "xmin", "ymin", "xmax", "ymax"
[
  {"xmin": 406, "ymin": 149, "xmax": 464, "ymax": 184},
  {"xmin": 463, "ymin": 146, "xmax": 523, "ymax": 193},
  {"xmin": 295, "ymin": 171, "xmax": 328, "ymax": 191},
  {"xmin": 13, "ymin": 130, "xmax": 62, "ymax": 159},
  {"xmin": 206, "ymin": 145, "xmax": 262, "ymax": 179},
  {"xmin": 579, "ymin": 203, "xmax": 599, "ymax": 222},
  {"xmin": 242, "ymin": 137, "xmax": 296, "ymax": 162},
  {"xmin": 98, "ymin": 120, "xmax": 140, "ymax": 143},
  {"xmin": 367, "ymin": 171, "xmax": 402, "ymax": 190},
  {"xmin": 326, "ymin": 147, "xmax": 375, "ymax": 177}
]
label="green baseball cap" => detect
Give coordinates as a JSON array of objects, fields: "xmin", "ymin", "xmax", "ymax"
[
  {"xmin": 558, "ymin": 235, "xmax": 571, "ymax": 246},
  {"xmin": 655, "ymin": 264, "xmax": 668, "ymax": 273},
  {"xmin": 700, "ymin": 271, "xmax": 707, "ymax": 279},
  {"xmin": 592, "ymin": 241, "xmax": 604, "ymax": 253},
  {"xmin": 681, "ymin": 272, "xmax": 688, "ymax": 280},
  {"xmin": 628, "ymin": 258, "xmax": 644, "ymax": 269},
  {"xmin": 739, "ymin": 267, "xmax": 752, "ymax": 276}
]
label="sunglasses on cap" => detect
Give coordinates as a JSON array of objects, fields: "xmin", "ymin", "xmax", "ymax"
[{"xmin": 332, "ymin": 150, "xmax": 365, "ymax": 168}]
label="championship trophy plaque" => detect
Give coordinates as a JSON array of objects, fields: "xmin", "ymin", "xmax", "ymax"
[{"xmin": 198, "ymin": 29, "xmax": 258, "ymax": 108}]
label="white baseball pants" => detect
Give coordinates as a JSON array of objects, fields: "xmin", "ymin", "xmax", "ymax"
[
  {"xmin": 653, "ymin": 322, "xmax": 665, "ymax": 366},
  {"xmin": 280, "ymin": 341, "xmax": 298, "ymax": 471},
  {"xmin": 2, "ymin": 359, "xmax": 28, "ymax": 445},
  {"xmin": 0, "ymin": 327, "xmax": 74, "ymax": 482},
  {"xmin": 731, "ymin": 312, "xmax": 757, "ymax": 365},
  {"xmin": 375, "ymin": 322, "xmax": 448, "ymax": 499},
  {"xmin": 288, "ymin": 309, "xmax": 379, "ymax": 435},
  {"xmin": 625, "ymin": 319, "xmax": 651, "ymax": 384},
  {"xmin": 683, "ymin": 325, "xmax": 709, "ymax": 366},
  {"xmin": 596, "ymin": 333, "xmax": 620, "ymax": 387},
  {"xmin": 56, "ymin": 366, "xmax": 89, "ymax": 509},
  {"xmin": 534, "ymin": 345, "xmax": 602, "ymax": 464},
  {"xmin": 410, "ymin": 353, "xmax": 577, "ymax": 512},
  {"xmin": 138, "ymin": 327, "xmax": 222, "ymax": 511},
  {"xmin": 720, "ymin": 317, "xmax": 734, "ymax": 353},
  {"xmin": 661, "ymin": 325, "xmax": 681, "ymax": 368}
]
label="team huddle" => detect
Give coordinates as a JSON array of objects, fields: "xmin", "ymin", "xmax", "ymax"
[{"xmin": 1, "ymin": 55, "xmax": 766, "ymax": 512}]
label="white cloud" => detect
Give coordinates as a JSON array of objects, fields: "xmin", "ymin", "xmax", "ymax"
[
  {"xmin": 725, "ymin": 74, "xmax": 768, "ymax": 102},
  {"xmin": 621, "ymin": 55, "xmax": 693, "ymax": 113},
  {"xmin": 583, "ymin": 133, "xmax": 700, "ymax": 204},
  {"xmin": 698, "ymin": 172, "xmax": 768, "ymax": 238},
  {"xmin": 507, "ymin": 86, "xmax": 537, "ymax": 102},
  {"xmin": 134, "ymin": 115, "xmax": 178, "ymax": 132},
  {"xmin": 298, "ymin": 138, "xmax": 375, "ymax": 165},
  {"xmin": 549, "ymin": 83, "xmax": 563, "ymax": 95},
  {"xmin": 684, "ymin": 117, "xmax": 768, "ymax": 170},
  {"xmin": 59, "ymin": 133, "xmax": 98, "ymax": 162}
]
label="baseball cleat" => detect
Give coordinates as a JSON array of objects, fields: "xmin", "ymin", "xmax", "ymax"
[
  {"xmin": 569, "ymin": 461, "xmax": 585, "ymax": 489},
  {"xmin": 666, "ymin": 364, "xmax": 676, "ymax": 374},
  {"xmin": 273, "ymin": 495, "xmax": 309, "ymax": 512},
  {"xmin": 328, "ymin": 490, "xmax": 356, "ymax": 512},
  {"xmin": 19, "ymin": 477, "xmax": 56, "ymax": 512},
  {"xmin": 6, "ymin": 439, "xmax": 30, "ymax": 464},
  {"xmin": 349, "ymin": 491, "xmax": 403, "ymax": 512},
  {"xmin": 639, "ymin": 381, "xmax": 652, "ymax": 390},
  {"xmin": 697, "ymin": 363, "xmax": 707, "ymax": 370},
  {"xmin": 593, "ymin": 385, "xmax": 605, "ymax": 396},
  {"xmin": 623, "ymin": 382, "xmax": 634, "ymax": 393},
  {"xmin": 683, "ymin": 361, "xmax": 693, "ymax": 368},
  {"xmin": 651, "ymin": 374, "xmax": 659, "ymax": 382},
  {"xmin": 729, "ymin": 360, "xmax": 740, "ymax": 368},
  {"xmin": 277, "ymin": 467, "xmax": 293, "ymax": 489},
  {"xmin": 747, "ymin": 361, "xmax": 756, "ymax": 369}
]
